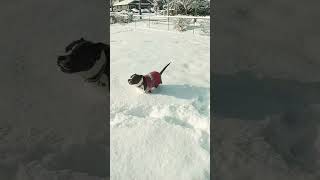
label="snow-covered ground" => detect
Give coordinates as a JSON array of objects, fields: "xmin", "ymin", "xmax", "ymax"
[{"xmin": 110, "ymin": 24, "xmax": 210, "ymax": 179}]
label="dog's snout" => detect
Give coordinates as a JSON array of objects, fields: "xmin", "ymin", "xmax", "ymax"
[{"xmin": 58, "ymin": 59, "xmax": 69, "ymax": 67}]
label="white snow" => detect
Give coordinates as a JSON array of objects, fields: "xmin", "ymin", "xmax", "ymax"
[{"xmin": 110, "ymin": 24, "xmax": 210, "ymax": 179}]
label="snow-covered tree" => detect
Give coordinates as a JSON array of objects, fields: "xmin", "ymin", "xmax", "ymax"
[
  {"xmin": 175, "ymin": 0, "xmax": 210, "ymax": 16},
  {"xmin": 154, "ymin": 0, "xmax": 170, "ymax": 10},
  {"xmin": 191, "ymin": 0, "xmax": 210, "ymax": 16},
  {"xmin": 110, "ymin": 0, "xmax": 116, "ymax": 12},
  {"xmin": 176, "ymin": 0, "xmax": 194, "ymax": 14}
]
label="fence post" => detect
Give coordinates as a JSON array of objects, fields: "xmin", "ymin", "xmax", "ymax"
[
  {"xmin": 193, "ymin": 18, "xmax": 195, "ymax": 34},
  {"xmin": 167, "ymin": 16, "xmax": 169, "ymax": 31},
  {"xmin": 127, "ymin": 14, "xmax": 129, "ymax": 25}
]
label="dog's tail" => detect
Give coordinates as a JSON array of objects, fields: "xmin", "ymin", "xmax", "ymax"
[{"xmin": 160, "ymin": 62, "xmax": 171, "ymax": 75}]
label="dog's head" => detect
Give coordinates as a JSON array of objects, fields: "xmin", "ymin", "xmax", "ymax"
[
  {"xmin": 128, "ymin": 74, "xmax": 144, "ymax": 85},
  {"xmin": 57, "ymin": 42, "xmax": 106, "ymax": 74}
]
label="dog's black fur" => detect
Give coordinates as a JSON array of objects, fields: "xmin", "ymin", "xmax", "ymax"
[{"xmin": 57, "ymin": 38, "xmax": 110, "ymax": 89}]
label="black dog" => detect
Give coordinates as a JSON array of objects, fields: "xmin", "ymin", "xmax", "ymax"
[
  {"xmin": 128, "ymin": 62, "xmax": 171, "ymax": 93},
  {"xmin": 57, "ymin": 38, "xmax": 110, "ymax": 89}
]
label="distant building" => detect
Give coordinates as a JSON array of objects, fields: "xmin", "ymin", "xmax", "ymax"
[{"xmin": 113, "ymin": 0, "xmax": 153, "ymax": 12}]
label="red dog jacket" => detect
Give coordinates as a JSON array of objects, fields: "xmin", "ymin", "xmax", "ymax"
[{"xmin": 144, "ymin": 71, "xmax": 162, "ymax": 92}]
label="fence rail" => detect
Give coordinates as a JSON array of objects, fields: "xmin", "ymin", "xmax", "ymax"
[{"xmin": 110, "ymin": 13, "xmax": 210, "ymax": 36}]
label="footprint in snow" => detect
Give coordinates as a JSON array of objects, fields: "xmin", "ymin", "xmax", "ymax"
[
  {"xmin": 163, "ymin": 116, "xmax": 193, "ymax": 129},
  {"xmin": 192, "ymin": 95, "xmax": 210, "ymax": 116}
]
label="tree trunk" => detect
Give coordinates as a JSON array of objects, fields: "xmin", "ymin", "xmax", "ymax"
[
  {"xmin": 110, "ymin": 0, "xmax": 113, "ymax": 12},
  {"xmin": 139, "ymin": 0, "xmax": 142, "ymax": 19}
]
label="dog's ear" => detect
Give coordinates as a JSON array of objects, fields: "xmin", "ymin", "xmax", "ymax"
[
  {"xmin": 130, "ymin": 74, "xmax": 138, "ymax": 78},
  {"xmin": 95, "ymin": 42, "xmax": 107, "ymax": 51},
  {"xmin": 65, "ymin": 38, "xmax": 88, "ymax": 53},
  {"xmin": 92, "ymin": 43, "xmax": 106, "ymax": 61}
]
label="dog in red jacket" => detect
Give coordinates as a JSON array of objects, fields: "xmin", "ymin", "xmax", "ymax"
[{"xmin": 128, "ymin": 62, "xmax": 171, "ymax": 93}]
